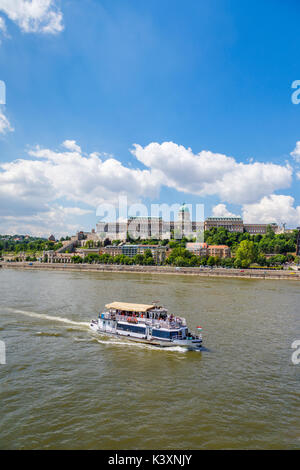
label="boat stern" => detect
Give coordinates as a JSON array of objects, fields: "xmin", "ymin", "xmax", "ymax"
[{"xmin": 173, "ymin": 337, "xmax": 203, "ymax": 350}]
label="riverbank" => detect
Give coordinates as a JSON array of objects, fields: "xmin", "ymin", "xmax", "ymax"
[{"xmin": 1, "ymin": 261, "xmax": 300, "ymax": 280}]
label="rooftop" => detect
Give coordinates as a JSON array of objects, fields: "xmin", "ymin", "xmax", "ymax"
[
  {"xmin": 186, "ymin": 242, "xmax": 208, "ymax": 248},
  {"xmin": 206, "ymin": 217, "xmax": 242, "ymax": 221},
  {"xmin": 209, "ymin": 245, "xmax": 230, "ymax": 248},
  {"xmin": 105, "ymin": 302, "xmax": 155, "ymax": 313},
  {"xmin": 129, "ymin": 216, "xmax": 162, "ymax": 220}
]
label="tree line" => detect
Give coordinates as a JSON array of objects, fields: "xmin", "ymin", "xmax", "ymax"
[{"xmin": 1, "ymin": 225, "xmax": 299, "ymax": 269}]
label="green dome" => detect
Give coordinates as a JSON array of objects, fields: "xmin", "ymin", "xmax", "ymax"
[{"xmin": 179, "ymin": 203, "xmax": 189, "ymax": 213}]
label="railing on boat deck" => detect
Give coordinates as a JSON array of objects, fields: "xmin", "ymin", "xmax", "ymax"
[{"xmin": 101, "ymin": 312, "xmax": 186, "ymax": 329}]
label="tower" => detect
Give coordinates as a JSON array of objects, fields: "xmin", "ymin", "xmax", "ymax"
[
  {"xmin": 176, "ymin": 203, "xmax": 192, "ymax": 239},
  {"xmin": 178, "ymin": 203, "xmax": 191, "ymax": 223}
]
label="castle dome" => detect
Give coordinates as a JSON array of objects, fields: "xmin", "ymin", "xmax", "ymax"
[{"xmin": 179, "ymin": 203, "xmax": 189, "ymax": 213}]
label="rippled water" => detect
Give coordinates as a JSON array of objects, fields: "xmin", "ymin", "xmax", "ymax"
[{"xmin": 0, "ymin": 268, "xmax": 299, "ymax": 449}]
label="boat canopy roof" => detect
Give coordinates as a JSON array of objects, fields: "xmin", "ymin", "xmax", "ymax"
[{"xmin": 105, "ymin": 302, "xmax": 155, "ymax": 313}]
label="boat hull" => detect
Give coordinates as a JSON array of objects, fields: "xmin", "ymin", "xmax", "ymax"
[{"xmin": 89, "ymin": 322, "xmax": 202, "ymax": 351}]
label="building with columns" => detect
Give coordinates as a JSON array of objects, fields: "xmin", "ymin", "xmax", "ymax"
[
  {"xmin": 95, "ymin": 208, "xmax": 289, "ymax": 242},
  {"xmin": 204, "ymin": 217, "xmax": 244, "ymax": 233},
  {"xmin": 96, "ymin": 204, "xmax": 204, "ymax": 241}
]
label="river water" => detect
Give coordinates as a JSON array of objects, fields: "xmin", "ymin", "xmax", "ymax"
[{"xmin": 0, "ymin": 268, "xmax": 299, "ymax": 449}]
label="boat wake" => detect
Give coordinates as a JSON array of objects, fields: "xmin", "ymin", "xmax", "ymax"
[
  {"xmin": 6, "ymin": 308, "xmax": 193, "ymax": 353},
  {"xmin": 6, "ymin": 308, "xmax": 90, "ymax": 329},
  {"xmin": 72, "ymin": 333, "xmax": 189, "ymax": 353},
  {"xmin": 90, "ymin": 335, "xmax": 189, "ymax": 353},
  {"xmin": 35, "ymin": 331, "xmax": 63, "ymax": 337}
]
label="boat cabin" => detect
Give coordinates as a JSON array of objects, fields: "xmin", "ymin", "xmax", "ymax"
[{"xmin": 105, "ymin": 302, "xmax": 168, "ymax": 320}]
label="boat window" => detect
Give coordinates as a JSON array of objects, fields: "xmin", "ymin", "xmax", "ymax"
[
  {"xmin": 151, "ymin": 329, "xmax": 179, "ymax": 339},
  {"xmin": 116, "ymin": 323, "xmax": 146, "ymax": 334},
  {"xmin": 152, "ymin": 329, "xmax": 171, "ymax": 339}
]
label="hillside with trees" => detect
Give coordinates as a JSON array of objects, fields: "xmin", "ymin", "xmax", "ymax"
[{"xmin": 1, "ymin": 225, "xmax": 298, "ymax": 269}]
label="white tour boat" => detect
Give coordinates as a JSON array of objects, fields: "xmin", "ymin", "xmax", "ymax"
[{"xmin": 90, "ymin": 302, "xmax": 203, "ymax": 350}]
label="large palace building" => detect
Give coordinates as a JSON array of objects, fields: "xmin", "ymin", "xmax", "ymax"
[
  {"xmin": 96, "ymin": 205, "xmax": 282, "ymax": 241},
  {"xmin": 96, "ymin": 204, "xmax": 204, "ymax": 241},
  {"xmin": 205, "ymin": 218, "xmax": 279, "ymax": 235},
  {"xmin": 205, "ymin": 217, "xmax": 244, "ymax": 233}
]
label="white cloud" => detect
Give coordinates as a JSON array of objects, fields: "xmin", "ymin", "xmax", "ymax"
[
  {"xmin": 26, "ymin": 143, "xmax": 160, "ymax": 207},
  {"xmin": 62, "ymin": 140, "xmax": 81, "ymax": 153},
  {"xmin": 242, "ymin": 195, "xmax": 300, "ymax": 227},
  {"xmin": 212, "ymin": 203, "xmax": 238, "ymax": 218},
  {"xmin": 1, "ymin": 139, "xmax": 299, "ymax": 236},
  {"xmin": 132, "ymin": 142, "xmax": 292, "ymax": 204},
  {"xmin": 0, "ymin": 205, "xmax": 92, "ymax": 238},
  {"xmin": 291, "ymin": 141, "xmax": 300, "ymax": 163},
  {"xmin": 0, "ymin": 141, "xmax": 160, "ymax": 226},
  {"xmin": 0, "ymin": 15, "xmax": 6, "ymax": 32},
  {"xmin": 0, "ymin": 110, "xmax": 14, "ymax": 134},
  {"xmin": 0, "ymin": 0, "xmax": 63, "ymax": 34}
]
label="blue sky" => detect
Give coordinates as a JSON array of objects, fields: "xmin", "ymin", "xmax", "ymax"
[{"xmin": 0, "ymin": 0, "xmax": 300, "ymax": 236}]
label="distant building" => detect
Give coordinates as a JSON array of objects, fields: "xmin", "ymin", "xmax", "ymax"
[
  {"xmin": 101, "ymin": 244, "xmax": 167, "ymax": 263},
  {"xmin": 204, "ymin": 218, "xmax": 281, "ymax": 234},
  {"xmin": 186, "ymin": 242, "xmax": 208, "ymax": 256},
  {"xmin": 186, "ymin": 242, "xmax": 230, "ymax": 258},
  {"xmin": 100, "ymin": 246, "xmax": 123, "ymax": 257},
  {"xmin": 204, "ymin": 217, "xmax": 244, "ymax": 233},
  {"xmin": 96, "ymin": 221, "xmax": 128, "ymax": 242},
  {"xmin": 48, "ymin": 235, "xmax": 56, "ymax": 242},
  {"xmin": 127, "ymin": 217, "xmax": 164, "ymax": 240},
  {"xmin": 89, "ymin": 208, "xmax": 293, "ymax": 245},
  {"xmin": 244, "ymin": 223, "xmax": 278, "ymax": 235},
  {"xmin": 96, "ymin": 204, "xmax": 204, "ymax": 241},
  {"xmin": 207, "ymin": 245, "xmax": 231, "ymax": 258}
]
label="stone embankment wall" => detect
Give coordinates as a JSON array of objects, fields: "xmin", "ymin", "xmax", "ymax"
[{"xmin": 2, "ymin": 262, "xmax": 300, "ymax": 280}]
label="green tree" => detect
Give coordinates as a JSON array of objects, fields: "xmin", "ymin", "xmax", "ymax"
[
  {"xmin": 133, "ymin": 254, "xmax": 144, "ymax": 265},
  {"xmin": 84, "ymin": 253, "xmax": 100, "ymax": 264},
  {"xmin": 144, "ymin": 249, "xmax": 153, "ymax": 258},
  {"xmin": 174, "ymin": 256, "xmax": 186, "ymax": 267},
  {"xmin": 207, "ymin": 256, "xmax": 215, "ymax": 266},
  {"xmin": 266, "ymin": 224, "xmax": 275, "ymax": 239},
  {"xmin": 72, "ymin": 255, "xmax": 83, "ymax": 264},
  {"xmin": 235, "ymin": 240, "xmax": 257, "ymax": 268}
]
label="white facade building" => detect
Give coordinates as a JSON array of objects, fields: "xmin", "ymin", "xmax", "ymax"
[{"xmin": 96, "ymin": 204, "xmax": 204, "ymax": 241}]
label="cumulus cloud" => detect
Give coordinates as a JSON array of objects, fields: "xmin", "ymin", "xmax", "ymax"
[
  {"xmin": 0, "ymin": 0, "xmax": 63, "ymax": 34},
  {"xmin": 0, "ymin": 15, "xmax": 6, "ymax": 32},
  {"xmin": 212, "ymin": 203, "xmax": 239, "ymax": 218},
  {"xmin": 0, "ymin": 141, "xmax": 160, "ymax": 223},
  {"xmin": 242, "ymin": 195, "xmax": 300, "ymax": 226},
  {"xmin": 0, "ymin": 205, "xmax": 92, "ymax": 238},
  {"xmin": 1, "ymin": 139, "xmax": 299, "ymax": 236},
  {"xmin": 132, "ymin": 142, "xmax": 292, "ymax": 204},
  {"xmin": 291, "ymin": 141, "xmax": 300, "ymax": 163},
  {"xmin": 0, "ymin": 110, "xmax": 14, "ymax": 134},
  {"xmin": 62, "ymin": 139, "xmax": 81, "ymax": 153}
]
